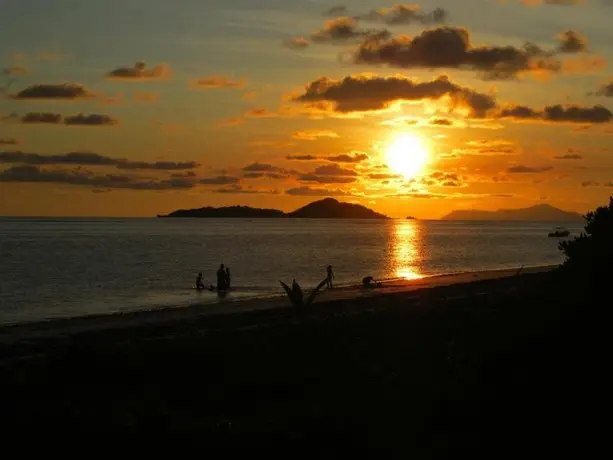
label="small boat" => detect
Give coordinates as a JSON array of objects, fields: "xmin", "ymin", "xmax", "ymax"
[{"xmin": 548, "ymin": 227, "xmax": 570, "ymax": 238}]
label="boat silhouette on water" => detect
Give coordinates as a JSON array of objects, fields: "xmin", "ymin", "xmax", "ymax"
[{"xmin": 548, "ymin": 227, "xmax": 570, "ymax": 238}]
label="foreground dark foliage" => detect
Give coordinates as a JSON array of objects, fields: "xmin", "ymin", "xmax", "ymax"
[
  {"xmin": 0, "ymin": 273, "xmax": 600, "ymax": 451},
  {"xmin": 279, "ymin": 278, "xmax": 328, "ymax": 308},
  {"xmin": 559, "ymin": 196, "xmax": 613, "ymax": 284}
]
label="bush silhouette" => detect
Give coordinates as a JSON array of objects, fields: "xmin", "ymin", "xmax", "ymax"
[
  {"xmin": 279, "ymin": 278, "xmax": 328, "ymax": 308},
  {"xmin": 559, "ymin": 196, "xmax": 613, "ymax": 283}
]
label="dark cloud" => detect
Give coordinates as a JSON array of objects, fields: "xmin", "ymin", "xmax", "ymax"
[
  {"xmin": 391, "ymin": 191, "xmax": 447, "ymax": 199},
  {"xmin": 294, "ymin": 75, "xmax": 496, "ymax": 117},
  {"xmin": 593, "ymin": 82, "xmax": 613, "ymax": 97},
  {"xmin": 191, "ymin": 76, "xmax": 246, "ymax": 89},
  {"xmin": 498, "ymin": 105, "xmax": 539, "ymax": 119},
  {"xmin": 507, "ymin": 165, "xmax": 553, "ymax": 173},
  {"xmin": 11, "ymin": 83, "xmax": 94, "ymax": 100},
  {"xmin": 117, "ymin": 160, "xmax": 199, "ymax": 171},
  {"xmin": 243, "ymin": 162, "xmax": 288, "ymax": 173},
  {"xmin": 199, "ymin": 176, "xmax": 241, "ymax": 185},
  {"xmin": 557, "ymin": 30, "xmax": 588, "ymax": 53},
  {"xmin": 426, "ymin": 171, "xmax": 465, "ymax": 187},
  {"xmin": 243, "ymin": 172, "xmax": 289, "ymax": 180},
  {"xmin": 327, "ymin": 152, "xmax": 369, "ymax": 163},
  {"xmin": 294, "ymin": 76, "xmax": 613, "ymax": 126},
  {"xmin": 0, "ymin": 151, "xmax": 199, "ymax": 170},
  {"xmin": 283, "ymin": 37, "xmax": 310, "ymax": 49},
  {"xmin": 20, "ymin": 112, "xmax": 62, "ymax": 124},
  {"xmin": 64, "ymin": 114, "xmax": 118, "ymax": 126},
  {"xmin": 368, "ymin": 173, "xmax": 402, "ymax": 180},
  {"xmin": 286, "ymin": 154, "xmax": 319, "ymax": 161},
  {"xmin": 288, "ymin": 5, "xmax": 447, "ymax": 49},
  {"xmin": 428, "ymin": 117, "xmax": 455, "ymax": 126},
  {"xmin": 0, "ymin": 165, "xmax": 193, "ymax": 190},
  {"xmin": 170, "ymin": 171, "xmax": 196, "ymax": 178},
  {"xmin": 2, "ymin": 66, "xmax": 28, "ymax": 76},
  {"xmin": 553, "ymin": 153, "xmax": 583, "ymax": 159},
  {"xmin": 292, "ymin": 130, "xmax": 339, "ymax": 140},
  {"xmin": 324, "ymin": 6, "xmax": 348, "ymax": 16},
  {"xmin": 352, "ymin": 27, "xmax": 560, "ymax": 80},
  {"xmin": 498, "ymin": 104, "xmax": 612, "ymax": 123},
  {"xmin": 244, "ymin": 108, "xmax": 279, "ymax": 118},
  {"xmin": 520, "ymin": 0, "xmax": 583, "ymax": 6},
  {"xmin": 581, "ymin": 180, "xmax": 613, "ymax": 188},
  {"xmin": 356, "ymin": 4, "xmax": 448, "ymax": 25},
  {"xmin": 298, "ymin": 174, "xmax": 356, "ymax": 184},
  {"xmin": 106, "ymin": 62, "xmax": 170, "ymax": 81},
  {"xmin": 313, "ymin": 163, "xmax": 358, "ymax": 176},
  {"xmin": 286, "ymin": 186, "xmax": 351, "ymax": 196},
  {"xmin": 9, "ymin": 112, "xmax": 118, "ymax": 126},
  {"xmin": 0, "ymin": 138, "xmax": 20, "ymax": 146},
  {"xmin": 310, "ymin": 17, "xmax": 390, "ymax": 44},
  {"xmin": 213, "ymin": 184, "xmax": 279, "ymax": 194},
  {"xmin": 409, "ymin": 171, "xmax": 465, "ymax": 187},
  {"xmin": 452, "ymin": 143, "xmax": 518, "ymax": 157}
]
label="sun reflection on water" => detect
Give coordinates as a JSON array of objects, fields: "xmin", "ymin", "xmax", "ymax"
[{"xmin": 392, "ymin": 220, "xmax": 424, "ymax": 280}]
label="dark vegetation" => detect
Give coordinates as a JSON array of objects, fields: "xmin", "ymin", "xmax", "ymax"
[
  {"xmin": 159, "ymin": 198, "xmax": 389, "ymax": 219},
  {"xmin": 559, "ymin": 196, "xmax": 613, "ymax": 285},
  {"xmin": 279, "ymin": 278, "xmax": 328, "ymax": 308},
  {"xmin": 158, "ymin": 205, "xmax": 284, "ymax": 218},
  {"xmin": 1, "ymin": 197, "xmax": 609, "ymax": 449}
]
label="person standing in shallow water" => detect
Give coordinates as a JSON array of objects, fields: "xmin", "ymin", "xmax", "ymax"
[
  {"xmin": 196, "ymin": 272, "xmax": 205, "ymax": 290},
  {"xmin": 216, "ymin": 264, "xmax": 227, "ymax": 292},
  {"xmin": 326, "ymin": 265, "xmax": 334, "ymax": 289}
]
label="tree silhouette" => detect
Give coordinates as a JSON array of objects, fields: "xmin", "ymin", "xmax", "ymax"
[{"xmin": 559, "ymin": 196, "xmax": 613, "ymax": 283}]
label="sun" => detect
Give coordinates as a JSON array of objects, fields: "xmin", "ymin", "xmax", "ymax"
[{"xmin": 385, "ymin": 133, "xmax": 430, "ymax": 180}]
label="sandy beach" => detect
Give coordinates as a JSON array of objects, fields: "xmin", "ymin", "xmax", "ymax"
[
  {"xmin": 0, "ymin": 263, "xmax": 593, "ymax": 450},
  {"xmin": 0, "ymin": 264, "xmax": 554, "ymax": 345}
]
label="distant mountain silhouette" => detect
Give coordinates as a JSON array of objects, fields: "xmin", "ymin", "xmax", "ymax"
[
  {"xmin": 287, "ymin": 198, "xmax": 388, "ymax": 219},
  {"xmin": 159, "ymin": 198, "xmax": 389, "ymax": 219},
  {"xmin": 158, "ymin": 205, "xmax": 284, "ymax": 218},
  {"xmin": 441, "ymin": 204, "xmax": 583, "ymax": 221}
]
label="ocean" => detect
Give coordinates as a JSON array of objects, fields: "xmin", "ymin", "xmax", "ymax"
[{"xmin": 0, "ymin": 217, "xmax": 583, "ymax": 325}]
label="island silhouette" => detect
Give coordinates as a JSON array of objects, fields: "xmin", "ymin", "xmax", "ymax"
[
  {"xmin": 158, "ymin": 198, "xmax": 389, "ymax": 219},
  {"xmin": 160, "ymin": 199, "xmax": 583, "ymax": 221},
  {"xmin": 442, "ymin": 204, "xmax": 583, "ymax": 221}
]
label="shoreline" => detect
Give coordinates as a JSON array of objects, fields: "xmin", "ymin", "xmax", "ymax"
[
  {"xmin": 1, "ymin": 263, "xmax": 586, "ymax": 443},
  {"xmin": 0, "ymin": 264, "xmax": 558, "ymax": 345}
]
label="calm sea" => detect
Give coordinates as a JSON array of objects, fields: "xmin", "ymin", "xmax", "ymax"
[{"xmin": 0, "ymin": 217, "xmax": 583, "ymax": 325}]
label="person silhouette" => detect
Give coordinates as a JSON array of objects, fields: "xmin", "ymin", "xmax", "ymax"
[
  {"xmin": 225, "ymin": 267, "xmax": 231, "ymax": 289},
  {"xmin": 216, "ymin": 264, "xmax": 227, "ymax": 292},
  {"xmin": 196, "ymin": 272, "xmax": 205, "ymax": 290},
  {"xmin": 326, "ymin": 265, "xmax": 334, "ymax": 289}
]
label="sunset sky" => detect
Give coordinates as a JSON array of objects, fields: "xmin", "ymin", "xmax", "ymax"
[{"xmin": 1, "ymin": 0, "xmax": 612, "ymax": 218}]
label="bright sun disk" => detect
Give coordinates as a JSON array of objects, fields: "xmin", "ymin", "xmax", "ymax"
[{"xmin": 385, "ymin": 133, "xmax": 430, "ymax": 180}]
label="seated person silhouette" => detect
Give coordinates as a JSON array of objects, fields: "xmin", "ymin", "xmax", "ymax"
[
  {"xmin": 362, "ymin": 276, "xmax": 382, "ymax": 289},
  {"xmin": 362, "ymin": 276, "xmax": 375, "ymax": 288}
]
